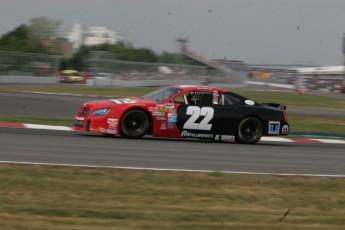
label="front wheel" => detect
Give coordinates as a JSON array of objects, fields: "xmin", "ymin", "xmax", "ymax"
[
  {"xmin": 235, "ymin": 117, "xmax": 262, "ymax": 144},
  {"xmin": 120, "ymin": 109, "xmax": 149, "ymax": 138}
]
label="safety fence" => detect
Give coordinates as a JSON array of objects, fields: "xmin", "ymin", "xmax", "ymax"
[
  {"xmin": 0, "ymin": 51, "xmax": 60, "ymax": 77},
  {"xmin": 84, "ymin": 52, "xmax": 247, "ymax": 85}
]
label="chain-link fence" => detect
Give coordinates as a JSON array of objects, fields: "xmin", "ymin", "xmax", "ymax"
[
  {"xmin": 0, "ymin": 51, "xmax": 60, "ymax": 77},
  {"xmin": 84, "ymin": 51, "xmax": 246, "ymax": 84}
]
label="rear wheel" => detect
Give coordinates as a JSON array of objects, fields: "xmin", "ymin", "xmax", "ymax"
[
  {"xmin": 120, "ymin": 109, "xmax": 149, "ymax": 138},
  {"xmin": 235, "ymin": 117, "xmax": 262, "ymax": 144}
]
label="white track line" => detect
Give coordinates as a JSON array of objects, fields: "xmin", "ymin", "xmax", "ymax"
[
  {"xmin": 311, "ymin": 139, "xmax": 345, "ymax": 144},
  {"xmin": 260, "ymin": 137, "xmax": 295, "ymax": 142},
  {"xmin": 23, "ymin": 124, "xmax": 74, "ymax": 131}
]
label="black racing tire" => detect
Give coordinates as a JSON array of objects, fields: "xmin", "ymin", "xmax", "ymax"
[
  {"xmin": 120, "ymin": 109, "xmax": 149, "ymax": 139},
  {"xmin": 235, "ymin": 117, "xmax": 263, "ymax": 144}
]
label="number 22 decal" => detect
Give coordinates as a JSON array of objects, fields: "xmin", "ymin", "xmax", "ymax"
[{"xmin": 183, "ymin": 106, "xmax": 214, "ymax": 130}]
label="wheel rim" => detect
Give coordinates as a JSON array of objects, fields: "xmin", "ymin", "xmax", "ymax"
[
  {"xmin": 239, "ymin": 119, "xmax": 262, "ymax": 143},
  {"xmin": 242, "ymin": 123, "xmax": 259, "ymax": 140},
  {"xmin": 124, "ymin": 114, "xmax": 145, "ymax": 134}
]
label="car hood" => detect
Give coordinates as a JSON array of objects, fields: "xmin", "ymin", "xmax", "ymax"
[{"xmin": 82, "ymin": 97, "xmax": 156, "ymax": 108}]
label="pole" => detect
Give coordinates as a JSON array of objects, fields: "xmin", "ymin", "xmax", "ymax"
[{"xmin": 343, "ymin": 34, "xmax": 345, "ymax": 84}]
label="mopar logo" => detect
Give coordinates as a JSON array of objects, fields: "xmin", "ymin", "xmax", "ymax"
[{"xmin": 282, "ymin": 125, "xmax": 289, "ymax": 134}]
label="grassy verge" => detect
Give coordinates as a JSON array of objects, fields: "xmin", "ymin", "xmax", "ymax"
[
  {"xmin": 1, "ymin": 164, "xmax": 345, "ymax": 230},
  {"xmin": 288, "ymin": 114, "xmax": 345, "ymax": 135}
]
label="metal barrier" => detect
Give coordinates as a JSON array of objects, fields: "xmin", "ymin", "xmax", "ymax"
[
  {"xmin": 0, "ymin": 51, "xmax": 60, "ymax": 77},
  {"xmin": 0, "ymin": 50, "xmax": 247, "ymax": 85}
]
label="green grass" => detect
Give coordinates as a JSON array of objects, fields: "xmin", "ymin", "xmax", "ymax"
[
  {"xmin": 1, "ymin": 164, "xmax": 345, "ymax": 230},
  {"xmin": 288, "ymin": 114, "xmax": 345, "ymax": 135}
]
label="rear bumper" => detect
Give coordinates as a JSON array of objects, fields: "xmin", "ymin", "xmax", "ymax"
[{"xmin": 265, "ymin": 121, "xmax": 289, "ymax": 136}]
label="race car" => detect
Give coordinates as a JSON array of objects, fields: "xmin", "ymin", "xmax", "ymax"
[
  {"xmin": 57, "ymin": 70, "xmax": 87, "ymax": 83},
  {"xmin": 74, "ymin": 85, "xmax": 289, "ymax": 144}
]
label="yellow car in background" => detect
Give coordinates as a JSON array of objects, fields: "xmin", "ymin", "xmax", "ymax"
[{"xmin": 57, "ymin": 70, "xmax": 86, "ymax": 83}]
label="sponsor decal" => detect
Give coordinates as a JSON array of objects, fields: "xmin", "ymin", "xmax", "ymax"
[
  {"xmin": 157, "ymin": 104, "xmax": 165, "ymax": 108},
  {"xmin": 245, "ymin": 100, "xmax": 255, "ymax": 105},
  {"xmin": 99, "ymin": 128, "xmax": 107, "ymax": 133},
  {"xmin": 75, "ymin": 116, "xmax": 84, "ymax": 121},
  {"xmin": 156, "ymin": 116, "xmax": 166, "ymax": 121},
  {"xmin": 157, "ymin": 107, "xmax": 169, "ymax": 113},
  {"xmin": 152, "ymin": 111, "xmax": 165, "ymax": 116},
  {"xmin": 107, "ymin": 129, "xmax": 117, "ymax": 134},
  {"xmin": 107, "ymin": 118, "xmax": 118, "ymax": 128},
  {"xmin": 128, "ymin": 104, "xmax": 146, "ymax": 107},
  {"xmin": 165, "ymin": 103, "xmax": 174, "ymax": 109},
  {"xmin": 220, "ymin": 135, "xmax": 235, "ymax": 142},
  {"xmin": 160, "ymin": 122, "xmax": 166, "ymax": 130},
  {"xmin": 281, "ymin": 125, "xmax": 289, "ymax": 134},
  {"xmin": 268, "ymin": 121, "xmax": 280, "ymax": 135},
  {"xmin": 168, "ymin": 113, "xmax": 177, "ymax": 123},
  {"xmin": 181, "ymin": 131, "xmax": 214, "ymax": 139},
  {"xmin": 110, "ymin": 98, "xmax": 137, "ymax": 104},
  {"xmin": 183, "ymin": 106, "xmax": 214, "ymax": 131},
  {"xmin": 168, "ymin": 123, "xmax": 174, "ymax": 129}
]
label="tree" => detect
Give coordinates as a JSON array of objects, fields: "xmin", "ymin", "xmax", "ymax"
[
  {"xmin": 0, "ymin": 25, "xmax": 44, "ymax": 53},
  {"xmin": 28, "ymin": 17, "xmax": 62, "ymax": 54},
  {"xmin": 0, "ymin": 17, "xmax": 62, "ymax": 55},
  {"xmin": 157, "ymin": 51, "xmax": 184, "ymax": 64},
  {"xmin": 28, "ymin": 16, "xmax": 62, "ymax": 40}
]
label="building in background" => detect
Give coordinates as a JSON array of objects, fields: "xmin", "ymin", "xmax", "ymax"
[
  {"xmin": 83, "ymin": 26, "xmax": 118, "ymax": 46},
  {"xmin": 66, "ymin": 23, "xmax": 131, "ymax": 51}
]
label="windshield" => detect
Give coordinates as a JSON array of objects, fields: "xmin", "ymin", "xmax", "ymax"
[
  {"xmin": 141, "ymin": 87, "xmax": 182, "ymax": 102},
  {"xmin": 62, "ymin": 72, "xmax": 80, "ymax": 76}
]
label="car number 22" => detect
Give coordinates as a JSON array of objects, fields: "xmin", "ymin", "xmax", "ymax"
[{"xmin": 183, "ymin": 106, "xmax": 214, "ymax": 130}]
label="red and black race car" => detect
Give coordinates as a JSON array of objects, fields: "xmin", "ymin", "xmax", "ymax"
[{"xmin": 74, "ymin": 85, "xmax": 289, "ymax": 144}]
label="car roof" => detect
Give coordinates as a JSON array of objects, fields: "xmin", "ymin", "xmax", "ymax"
[
  {"xmin": 172, "ymin": 85, "xmax": 229, "ymax": 93},
  {"xmin": 61, "ymin": 70, "xmax": 79, "ymax": 73}
]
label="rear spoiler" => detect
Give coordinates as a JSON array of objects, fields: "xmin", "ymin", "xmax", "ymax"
[{"xmin": 262, "ymin": 103, "xmax": 286, "ymax": 111}]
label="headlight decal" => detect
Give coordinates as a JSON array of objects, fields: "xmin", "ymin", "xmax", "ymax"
[{"xmin": 91, "ymin": 108, "xmax": 111, "ymax": 116}]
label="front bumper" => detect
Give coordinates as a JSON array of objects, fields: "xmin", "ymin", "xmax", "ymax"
[{"xmin": 74, "ymin": 116, "xmax": 118, "ymax": 135}]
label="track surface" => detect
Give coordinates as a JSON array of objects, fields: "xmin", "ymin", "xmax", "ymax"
[
  {"xmin": 1, "ymin": 127, "xmax": 344, "ymax": 176},
  {"xmin": 1, "ymin": 90, "xmax": 344, "ymax": 176}
]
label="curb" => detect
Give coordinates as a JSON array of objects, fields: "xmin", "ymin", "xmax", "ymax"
[{"xmin": 1, "ymin": 122, "xmax": 344, "ymax": 144}]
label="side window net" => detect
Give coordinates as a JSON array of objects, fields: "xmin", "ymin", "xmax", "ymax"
[
  {"xmin": 221, "ymin": 94, "xmax": 240, "ymax": 105},
  {"xmin": 187, "ymin": 90, "xmax": 213, "ymax": 107}
]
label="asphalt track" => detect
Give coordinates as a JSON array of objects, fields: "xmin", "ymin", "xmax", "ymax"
[
  {"xmin": 0, "ymin": 90, "xmax": 345, "ymax": 176},
  {"xmin": 0, "ymin": 127, "xmax": 344, "ymax": 176}
]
